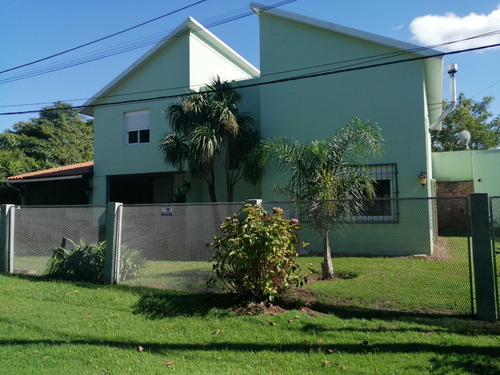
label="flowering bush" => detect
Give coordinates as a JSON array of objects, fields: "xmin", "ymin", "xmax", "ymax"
[{"xmin": 207, "ymin": 204, "xmax": 306, "ymax": 302}]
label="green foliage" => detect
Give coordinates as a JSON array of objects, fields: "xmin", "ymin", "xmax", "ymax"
[
  {"xmin": 46, "ymin": 238, "xmax": 145, "ymax": 283},
  {"xmin": 207, "ymin": 204, "xmax": 306, "ymax": 302},
  {"xmin": 0, "ymin": 102, "xmax": 93, "ymax": 200},
  {"xmin": 262, "ymin": 118, "xmax": 384, "ymax": 279},
  {"xmin": 1, "ymin": 263, "xmax": 499, "ymax": 375},
  {"xmin": 119, "ymin": 244, "xmax": 146, "ymax": 281},
  {"xmin": 46, "ymin": 238, "xmax": 105, "ymax": 283},
  {"xmin": 432, "ymin": 93, "xmax": 500, "ymax": 151},
  {"xmin": 161, "ymin": 76, "xmax": 263, "ymax": 202}
]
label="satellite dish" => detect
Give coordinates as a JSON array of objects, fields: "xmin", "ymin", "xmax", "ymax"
[{"xmin": 458, "ymin": 130, "xmax": 471, "ymax": 149}]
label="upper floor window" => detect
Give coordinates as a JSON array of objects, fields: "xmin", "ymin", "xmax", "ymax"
[{"xmin": 125, "ymin": 110, "xmax": 150, "ymax": 144}]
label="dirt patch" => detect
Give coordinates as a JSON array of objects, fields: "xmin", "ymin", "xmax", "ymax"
[
  {"xmin": 13, "ymin": 269, "xmax": 38, "ymax": 275},
  {"xmin": 229, "ymin": 273, "xmax": 346, "ymax": 316},
  {"xmin": 392, "ymin": 236, "xmax": 453, "ymax": 261},
  {"xmin": 430, "ymin": 237, "xmax": 453, "ymax": 261}
]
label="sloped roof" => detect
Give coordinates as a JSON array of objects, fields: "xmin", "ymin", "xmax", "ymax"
[
  {"xmin": 250, "ymin": 2, "xmax": 439, "ymax": 57},
  {"xmin": 80, "ymin": 17, "xmax": 260, "ymax": 117},
  {"xmin": 7, "ymin": 161, "xmax": 93, "ymax": 182}
]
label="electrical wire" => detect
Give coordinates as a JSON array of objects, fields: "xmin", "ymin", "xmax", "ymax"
[
  {"xmin": 0, "ymin": 0, "xmax": 296, "ymax": 85},
  {"xmin": 2, "ymin": 27, "xmax": 498, "ymax": 112},
  {"xmin": 0, "ymin": 0, "xmax": 207, "ymax": 75},
  {"xmin": 1, "ymin": 40, "xmax": 498, "ymax": 117}
]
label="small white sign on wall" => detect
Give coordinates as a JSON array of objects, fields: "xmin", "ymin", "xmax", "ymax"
[{"xmin": 161, "ymin": 205, "xmax": 173, "ymax": 216}]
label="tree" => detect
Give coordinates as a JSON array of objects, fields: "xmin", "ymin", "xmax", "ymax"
[
  {"xmin": 0, "ymin": 102, "xmax": 93, "ymax": 169},
  {"xmin": 432, "ymin": 93, "xmax": 500, "ymax": 151},
  {"xmin": 160, "ymin": 77, "xmax": 263, "ymax": 202},
  {"xmin": 0, "ymin": 102, "xmax": 93, "ymax": 203},
  {"xmin": 263, "ymin": 119, "xmax": 383, "ymax": 279}
]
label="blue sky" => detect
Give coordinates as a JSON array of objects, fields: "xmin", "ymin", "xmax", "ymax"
[{"xmin": 1, "ymin": 0, "xmax": 499, "ymax": 131}]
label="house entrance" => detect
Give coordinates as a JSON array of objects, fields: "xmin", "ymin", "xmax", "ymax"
[{"xmin": 108, "ymin": 172, "xmax": 185, "ymax": 204}]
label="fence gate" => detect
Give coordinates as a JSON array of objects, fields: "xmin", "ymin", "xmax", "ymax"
[{"xmin": 489, "ymin": 196, "xmax": 500, "ymax": 319}]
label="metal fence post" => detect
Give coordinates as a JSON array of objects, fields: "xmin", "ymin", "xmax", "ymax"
[
  {"xmin": 470, "ymin": 193, "xmax": 497, "ymax": 321},
  {"xmin": 104, "ymin": 202, "xmax": 123, "ymax": 284},
  {"xmin": 0, "ymin": 204, "xmax": 15, "ymax": 274}
]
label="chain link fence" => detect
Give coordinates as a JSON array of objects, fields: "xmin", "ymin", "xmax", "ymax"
[
  {"xmin": 11, "ymin": 205, "xmax": 106, "ymax": 275},
  {"xmin": 4, "ymin": 197, "xmax": 474, "ymax": 316}
]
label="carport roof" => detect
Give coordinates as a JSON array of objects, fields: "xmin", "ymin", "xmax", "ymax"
[{"xmin": 7, "ymin": 161, "xmax": 93, "ymax": 182}]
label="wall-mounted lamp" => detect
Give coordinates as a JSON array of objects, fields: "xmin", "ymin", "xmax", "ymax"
[
  {"xmin": 182, "ymin": 181, "xmax": 191, "ymax": 194},
  {"xmin": 418, "ymin": 171, "xmax": 427, "ymax": 187}
]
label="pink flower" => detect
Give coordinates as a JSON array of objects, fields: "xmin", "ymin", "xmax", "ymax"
[{"xmin": 290, "ymin": 218, "xmax": 299, "ymax": 223}]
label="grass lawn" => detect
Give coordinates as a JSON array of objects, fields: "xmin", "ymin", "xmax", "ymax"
[{"xmin": 2, "ymin": 246, "xmax": 499, "ymax": 375}]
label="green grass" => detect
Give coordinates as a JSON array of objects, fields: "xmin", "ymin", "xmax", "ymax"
[
  {"xmin": 13, "ymin": 237, "xmax": 475, "ymax": 315},
  {"xmin": 122, "ymin": 260, "xmax": 214, "ymax": 292},
  {"xmin": 0, "ymin": 273, "xmax": 499, "ymax": 375}
]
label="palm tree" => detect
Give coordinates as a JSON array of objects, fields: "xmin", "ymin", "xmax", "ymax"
[
  {"xmin": 263, "ymin": 118, "xmax": 383, "ymax": 279},
  {"xmin": 160, "ymin": 76, "xmax": 263, "ymax": 202}
]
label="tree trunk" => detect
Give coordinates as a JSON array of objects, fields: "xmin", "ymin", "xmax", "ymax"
[
  {"xmin": 208, "ymin": 183, "xmax": 217, "ymax": 202},
  {"xmin": 208, "ymin": 167, "xmax": 217, "ymax": 202},
  {"xmin": 227, "ymin": 181, "xmax": 234, "ymax": 202},
  {"xmin": 321, "ymin": 229, "xmax": 334, "ymax": 279}
]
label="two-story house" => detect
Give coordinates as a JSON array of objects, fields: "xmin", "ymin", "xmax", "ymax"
[{"xmin": 77, "ymin": 2, "xmax": 446, "ymax": 255}]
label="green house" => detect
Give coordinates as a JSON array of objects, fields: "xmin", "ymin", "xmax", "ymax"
[{"xmin": 80, "ymin": 3, "xmax": 449, "ymax": 255}]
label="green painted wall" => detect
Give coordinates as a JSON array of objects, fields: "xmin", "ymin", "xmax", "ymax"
[
  {"xmin": 254, "ymin": 12, "xmax": 440, "ymax": 255},
  {"xmin": 89, "ymin": 11, "xmax": 446, "ymax": 255},
  {"xmin": 433, "ymin": 149, "xmax": 500, "ymax": 196},
  {"xmin": 92, "ymin": 24, "xmax": 261, "ymax": 205}
]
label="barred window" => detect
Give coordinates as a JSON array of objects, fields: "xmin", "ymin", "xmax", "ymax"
[{"xmin": 357, "ymin": 163, "xmax": 398, "ymax": 222}]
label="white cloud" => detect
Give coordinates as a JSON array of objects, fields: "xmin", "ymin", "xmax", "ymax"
[{"xmin": 409, "ymin": 5, "xmax": 500, "ymax": 52}]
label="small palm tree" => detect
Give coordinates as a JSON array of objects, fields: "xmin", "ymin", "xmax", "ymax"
[
  {"xmin": 263, "ymin": 118, "xmax": 383, "ymax": 279},
  {"xmin": 160, "ymin": 76, "xmax": 263, "ymax": 202}
]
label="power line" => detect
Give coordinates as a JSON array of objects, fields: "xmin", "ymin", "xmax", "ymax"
[
  {"xmin": 0, "ymin": 0, "xmax": 207, "ymax": 75},
  {"xmin": 1, "ymin": 28, "xmax": 498, "ymax": 112},
  {"xmin": 0, "ymin": 0, "xmax": 296, "ymax": 85},
  {"xmin": 1, "ymin": 41, "xmax": 498, "ymax": 117}
]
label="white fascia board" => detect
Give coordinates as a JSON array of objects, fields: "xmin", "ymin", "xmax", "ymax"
[
  {"xmin": 250, "ymin": 2, "xmax": 440, "ymax": 58},
  {"xmin": 8, "ymin": 175, "xmax": 83, "ymax": 184},
  {"xmin": 81, "ymin": 17, "xmax": 259, "ymax": 116},
  {"xmin": 80, "ymin": 18, "xmax": 193, "ymax": 116},
  {"xmin": 188, "ymin": 17, "xmax": 260, "ymax": 79}
]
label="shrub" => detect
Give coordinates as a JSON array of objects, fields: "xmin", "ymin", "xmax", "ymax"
[
  {"xmin": 46, "ymin": 238, "xmax": 105, "ymax": 283},
  {"xmin": 119, "ymin": 244, "xmax": 146, "ymax": 281},
  {"xmin": 46, "ymin": 238, "xmax": 145, "ymax": 283},
  {"xmin": 207, "ymin": 204, "xmax": 306, "ymax": 302}
]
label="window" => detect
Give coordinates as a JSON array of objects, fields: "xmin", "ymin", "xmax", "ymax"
[
  {"xmin": 357, "ymin": 163, "xmax": 398, "ymax": 222},
  {"xmin": 125, "ymin": 110, "xmax": 150, "ymax": 144}
]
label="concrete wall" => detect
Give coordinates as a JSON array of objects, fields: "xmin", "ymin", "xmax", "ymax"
[{"xmin": 432, "ymin": 149, "xmax": 500, "ymax": 197}]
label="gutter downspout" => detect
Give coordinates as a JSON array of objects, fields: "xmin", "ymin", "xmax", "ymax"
[{"xmin": 429, "ymin": 63, "xmax": 458, "ymax": 131}]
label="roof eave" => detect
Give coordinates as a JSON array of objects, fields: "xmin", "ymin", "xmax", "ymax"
[
  {"xmin": 80, "ymin": 17, "xmax": 260, "ymax": 117},
  {"xmin": 250, "ymin": 2, "xmax": 441, "ymax": 58},
  {"xmin": 7, "ymin": 175, "xmax": 85, "ymax": 184},
  {"xmin": 80, "ymin": 17, "xmax": 194, "ymax": 117}
]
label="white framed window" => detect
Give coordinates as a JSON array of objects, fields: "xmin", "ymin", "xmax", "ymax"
[
  {"xmin": 356, "ymin": 163, "xmax": 398, "ymax": 223},
  {"xmin": 125, "ymin": 110, "xmax": 150, "ymax": 144}
]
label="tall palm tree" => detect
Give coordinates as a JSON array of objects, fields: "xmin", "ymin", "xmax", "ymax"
[
  {"xmin": 160, "ymin": 76, "xmax": 263, "ymax": 202},
  {"xmin": 263, "ymin": 118, "xmax": 383, "ymax": 279}
]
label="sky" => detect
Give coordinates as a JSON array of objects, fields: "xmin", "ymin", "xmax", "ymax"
[{"xmin": 1, "ymin": 0, "xmax": 500, "ymax": 131}]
